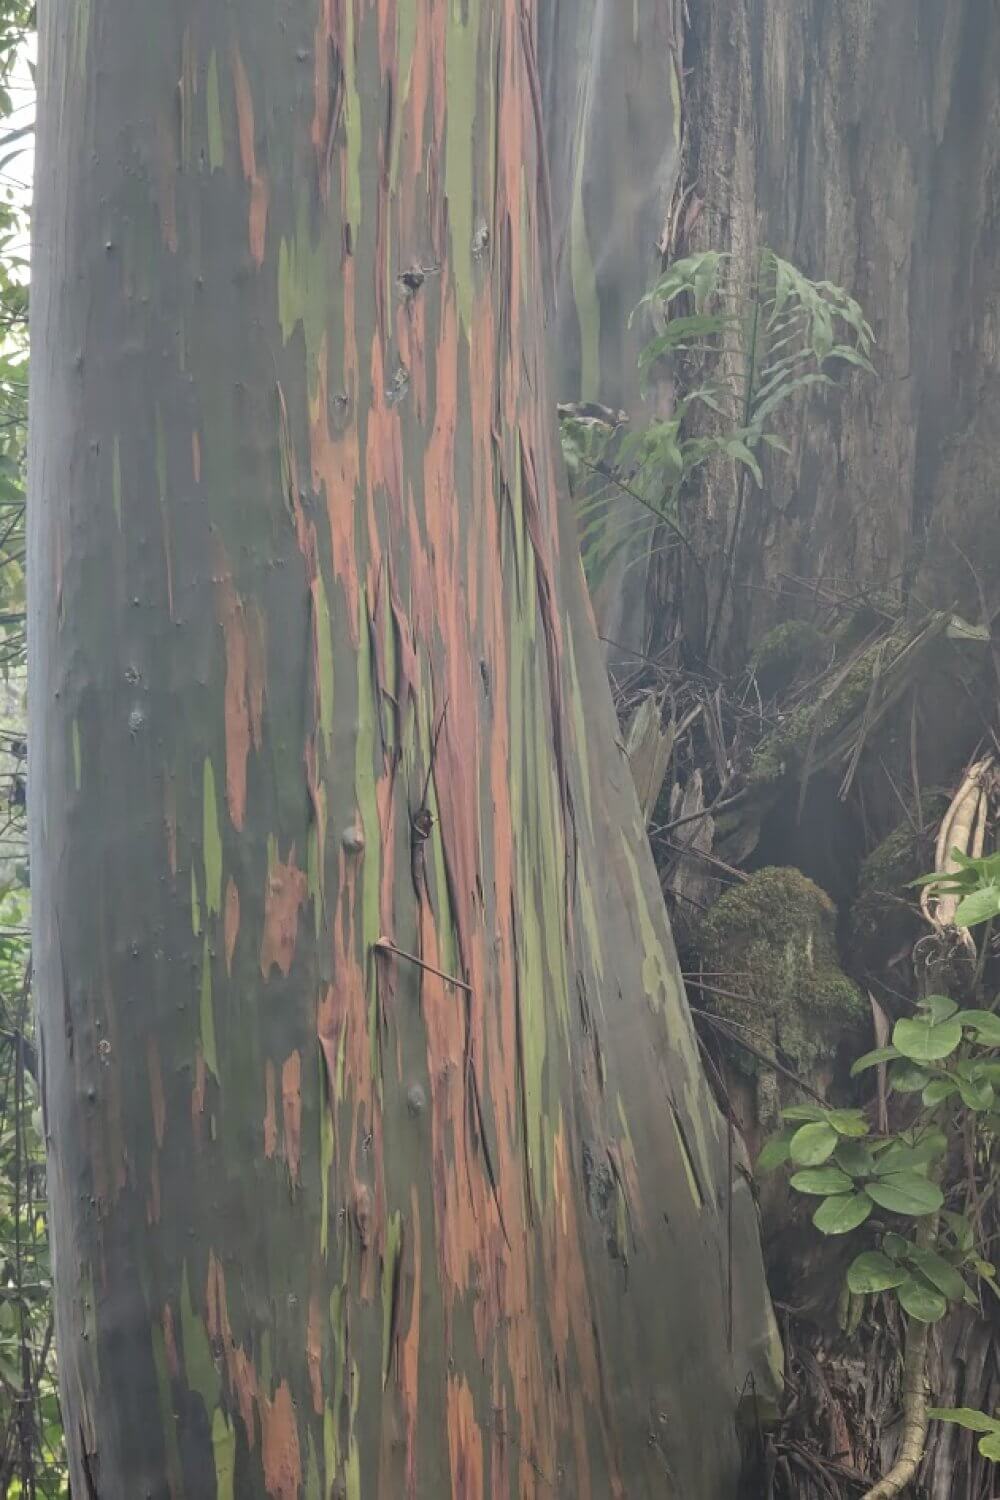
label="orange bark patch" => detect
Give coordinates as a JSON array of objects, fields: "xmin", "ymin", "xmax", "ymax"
[
  {"xmin": 281, "ymin": 1051, "xmax": 302, "ymax": 1185},
  {"xmin": 261, "ymin": 1380, "xmax": 301, "ymax": 1500},
  {"xmin": 447, "ymin": 1375, "xmax": 484, "ymax": 1500},
  {"xmin": 264, "ymin": 1060, "xmax": 277, "ymax": 1158},
  {"xmin": 207, "ymin": 1252, "xmax": 259, "ymax": 1445},
  {"xmin": 162, "ymin": 1303, "xmax": 180, "ymax": 1380},
  {"xmin": 217, "ymin": 562, "xmax": 252, "ymax": 832},
  {"xmin": 232, "ymin": 47, "xmax": 269, "ymax": 265},
  {"xmin": 399, "ymin": 1186, "xmax": 422, "ymax": 1497},
  {"xmin": 260, "ymin": 847, "xmax": 307, "ymax": 977},
  {"xmin": 307, "ymin": 1293, "xmax": 323, "ymax": 1414},
  {"xmin": 224, "ymin": 877, "xmax": 240, "ymax": 975},
  {"xmin": 147, "ymin": 1038, "xmax": 166, "ymax": 1148}
]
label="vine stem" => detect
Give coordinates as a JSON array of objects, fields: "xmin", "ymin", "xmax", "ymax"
[
  {"xmin": 862, "ymin": 1317, "xmax": 930, "ymax": 1499},
  {"xmin": 862, "ymin": 1213, "xmax": 938, "ymax": 1499}
]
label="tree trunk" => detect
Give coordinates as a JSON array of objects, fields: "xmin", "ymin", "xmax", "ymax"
[
  {"xmin": 540, "ymin": 0, "xmax": 684, "ymax": 661},
  {"xmin": 28, "ymin": 1, "xmax": 778, "ymax": 1496}
]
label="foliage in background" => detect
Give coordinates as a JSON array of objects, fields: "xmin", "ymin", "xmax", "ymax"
[
  {"xmin": 561, "ymin": 247, "xmax": 874, "ymax": 594},
  {"xmin": 762, "ymin": 868, "xmax": 1000, "ymax": 1486}
]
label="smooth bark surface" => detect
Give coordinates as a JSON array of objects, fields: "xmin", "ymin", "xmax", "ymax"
[
  {"xmin": 540, "ymin": 0, "xmax": 684, "ymax": 657},
  {"xmin": 29, "ymin": 1, "xmax": 777, "ymax": 1496}
]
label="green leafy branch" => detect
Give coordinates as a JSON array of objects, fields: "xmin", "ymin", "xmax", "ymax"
[{"xmin": 561, "ymin": 248, "xmax": 874, "ymax": 601}]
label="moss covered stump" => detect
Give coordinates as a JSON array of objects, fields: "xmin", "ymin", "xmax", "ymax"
[{"xmin": 694, "ymin": 867, "xmax": 867, "ymax": 1120}]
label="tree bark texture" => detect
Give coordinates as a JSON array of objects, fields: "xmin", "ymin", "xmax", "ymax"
[
  {"xmin": 654, "ymin": 0, "xmax": 1000, "ymax": 677},
  {"xmin": 539, "ymin": 0, "xmax": 684, "ymax": 658},
  {"xmin": 28, "ymin": 1, "xmax": 778, "ymax": 1496}
]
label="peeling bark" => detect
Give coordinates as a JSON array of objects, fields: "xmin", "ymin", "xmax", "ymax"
[{"xmin": 28, "ymin": 1, "xmax": 778, "ymax": 1496}]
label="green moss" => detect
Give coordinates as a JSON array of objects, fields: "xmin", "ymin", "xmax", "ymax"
[
  {"xmin": 748, "ymin": 625, "xmax": 911, "ymax": 788},
  {"xmin": 750, "ymin": 620, "xmax": 825, "ymax": 695},
  {"xmin": 847, "ymin": 799, "xmax": 945, "ymax": 971},
  {"xmin": 694, "ymin": 867, "xmax": 866, "ymax": 1083}
]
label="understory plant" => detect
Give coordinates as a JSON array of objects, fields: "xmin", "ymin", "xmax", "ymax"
[
  {"xmin": 762, "ymin": 853, "xmax": 1000, "ymax": 1494},
  {"xmin": 560, "ymin": 247, "xmax": 875, "ymax": 590}
]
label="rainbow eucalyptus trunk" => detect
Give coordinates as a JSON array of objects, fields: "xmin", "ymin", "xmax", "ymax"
[{"xmin": 28, "ymin": 1, "xmax": 778, "ymax": 1496}]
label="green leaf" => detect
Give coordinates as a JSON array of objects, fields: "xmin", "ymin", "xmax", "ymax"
[
  {"xmin": 755, "ymin": 1133, "xmax": 794, "ymax": 1174},
  {"xmin": 875, "ymin": 1131, "xmax": 947, "ymax": 1174},
  {"xmin": 897, "ymin": 1276, "xmax": 947, "ymax": 1323},
  {"xmin": 956, "ymin": 1010, "xmax": 1000, "ymax": 1047},
  {"xmin": 851, "ymin": 1045, "xmax": 900, "ymax": 1075},
  {"xmin": 790, "ymin": 1121, "xmax": 839, "ymax": 1165},
  {"xmin": 978, "ymin": 1431, "xmax": 1000, "ymax": 1462},
  {"xmin": 882, "ymin": 1232, "xmax": 910, "ymax": 1261},
  {"xmin": 789, "ymin": 1165, "xmax": 854, "ymax": 1195},
  {"xmin": 893, "ymin": 1015, "xmax": 963, "ymax": 1062},
  {"xmin": 916, "ymin": 994, "xmax": 959, "ymax": 1023},
  {"xmin": 864, "ymin": 1172, "xmax": 944, "ymax": 1217},
  {"xmin": 812, "ymin": 1191, "xmax": 873, "ymax": 1235},
  {"xmin": 954, "ymin": 885, "xmax": 1000, "ymax": 928},
  {"xmin": 780, "ymin": 1104, "xmax": 829, "ymax": 1123},
  {"xmin": 846, "ymin": 1251, "xmax": 908, "ymax": 1294},
  {"xmin": 941, "ymin": 1211, "xmax": 975, "ymax": 1255},
  {"xmin": 889, "ymin": 1060, "xmax": 932, "ymax": 1093},
  {"xmin": 928, "ymin": 1407, "xmax": 1000, "ymax": 1435},
  {"xmin": 906, "ymin": 1246, "xmax": 967, "ymax": 1302},
  {"xmin": 834, "ymin": 1140, "xmax": 876, "ymax": 1177},
  {"xmin": 824, "ymin": 1109, "xmax": 870, "ymax": 1138},
  {"xmin": 957, "ymin": 1076, "xmax": 995, "ymax": 1112},
  {"xmin": 922, "ymin": 1078, "xmax": 958, "ymax": 1106}
]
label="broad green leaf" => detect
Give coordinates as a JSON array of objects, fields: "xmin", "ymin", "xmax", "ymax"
[
  {"xmin": 790, "ymin": 1165, "xmax": 854, "ymax": 1195},
  {"xmin": 916, "ymin": 994, "xmax": 959, "ymax": 1023},
  {"xmin": 928, "ymin": 1407, "xmax": 1000, "ymax": 1435},
  {"xmin": 954, "ymin": 885, "xmax": 1000, "ymax": 928},
  {"xmin": 889, "ymin": 1060, "xmax": 932, "ymax": 1093},
  {"xmin": 978, "ymin": 1431, "xmax": 1000, "ymax": 1461},
  {"xmin": 790, "ymin": 1121, "xmax": 839, "ymax": 1165},
  {"xmin": 824, "ymin": 1109, "xmax": 870, "ymax": 1138},
  {"xmin": 755, "ymin": 1133, "xmax": 794, "ymax": 1174},
  {"xmin": 957, "ymin": 1076, "xmax": 995, "ymax": 1112},
  {"xmin": 893, "ymin": 1016, "xmax": 963, "ymax": 1062},
  {"xmin": 882, "ymin": 1232, "xmax": 910, "ymax": 1261},
  {"xmin": 813, "ymin": 1191, "xmax": 873, "ymax": 1235},
  {"xmin": 846, "ymin": 1251, "xmax": 908, "ymax": 1294},
  {"xmin": 864, "ymin": 1172, "xmax": 944, "ymax": 1217},
  {"xmin": 780, "ymin": 1104, "xmax": 829, "ymax": 1123},
  {"xmin": 956, "ymin": 1010, "xmax": 1000, "ymax": 1047},
  {"xmin": 906, "ymin": 1246, "xmax": 967, "ymax": 1302},
  {"xmin": 834, "ymin": 1140, "xmax": 876, "ymax": 1177},
  {"xmin": 897, "ymin": 1276, "xmax": 947, "ymax": 1323},
  {"xmin": 851, "ymin": 1045, "xmax": 900, "ymax": 1076},
  {"xmin": 875, "ymin": 1131, "xmax": 947, "ymax": 1174},
  {"xmin": 922, "ymin": 1078, "xmax": 958, "ymax": 1106}
]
